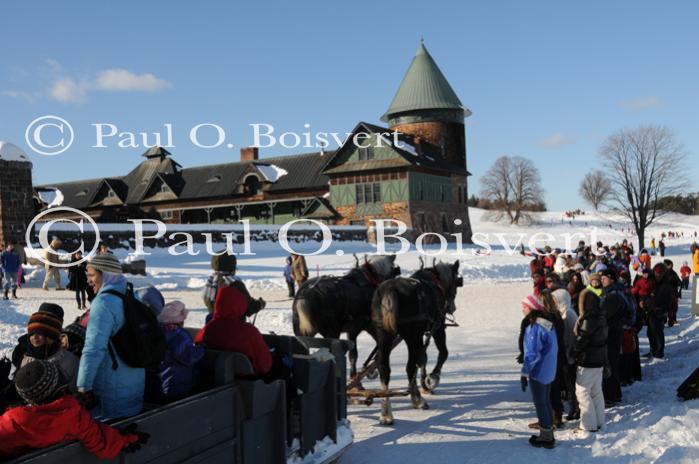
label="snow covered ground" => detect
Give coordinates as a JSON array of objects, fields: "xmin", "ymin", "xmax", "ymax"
[{"xmin": 3, "ymin": 208, "xmax": 699, "ymax": 462}]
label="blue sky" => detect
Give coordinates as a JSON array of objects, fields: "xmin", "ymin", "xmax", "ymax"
[{"xmin": 1, "ymin": 1, "xmax": 697, "ymax": 211}]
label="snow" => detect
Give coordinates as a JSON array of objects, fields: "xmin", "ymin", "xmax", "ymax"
[
  {"xmin": 394, "ymin": 139, "xmax": 419, "ymax": 156},
  {"xmin": 4, "ymin": 208, "xmax": 699, "ymax": 462},
  {"xmin": 0, "ymin": 141, "xmax": 31, "ymax": 163},
  {"xmin": 288, "ymin": 421, "xmax": 353, "ymax": 464},
  {"xmin": 37, "ymin": 188, "xmax": 64, "ymax": 208},
  {"xmin": 257, "ymin": 164, "xmax": 289, "ymax": 182}
]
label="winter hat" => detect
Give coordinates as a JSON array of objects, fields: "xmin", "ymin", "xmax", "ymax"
[
  {"xmin": 27, "ymin": 311, "xmax": 63, "ymax": 340},
  {"xmin": 653, "ymin": 262, "xmax": 667, "ymax": 277},
  {"xmin": 37, "ymin": 303, "xmax": 64, "ymax": 324},
  {"xmin": 62, "ymin": 323, "xmax": 86, "ymax": 356},
  {"xmin": 49, "ymin": 239, "xmax": 62, "ymax": 250},
  {"xmin": 683, "ymin": 261, "xmax": 689, "ymax": 267},
  {"xmin": 211, "ymin": 253, "xmax": 236, "ymax": 273},
  {"xmin": 573, "ymin": 263, "xmax": 584, "ymax": 271},
  {"xmin": 135, "ymin": 286, "xmax": 165, "ymax": 317},
  {"xmin": 87, "ymin": 254, "xmax": 123, "ymax": 274},
  {"xmin": 521, "ymin": 295, "xmax": 544, "ymax": 311},
  {"xmin": 600, "ymin": 269, "xmax": 617, "ymax": 280},
  {"xmin": 158, "ymin": 300, "xmax": 188, "ymax": 325},
  {"xmin": 15, "ymin": 360, "xmax": 64, "ymax": 405},
  {"xmin": 588, "ymin": 272, "xmax": 602, "ymax": 283}
]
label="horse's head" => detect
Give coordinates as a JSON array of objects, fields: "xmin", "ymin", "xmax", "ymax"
[
  {"xmin": 433, "ymin": 260, "xmax": 462, "ymax": 314},
  {"xmin": 366, "ymin": 254, "xmax": 401, "ymax": 281}
]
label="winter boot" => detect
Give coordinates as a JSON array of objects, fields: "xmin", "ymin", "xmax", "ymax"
[
  {"xmin": 565, "ymin": 409, "xmax": 580, "ymax": 421},
  {"xmin": 529, "ymin": 427, "xmax": 555, "ymax": 449},
  {"xmin": 553, "ymin": 409, "xmax": 564, "ymax": 429},
  {"xmin": 2, "ymin": 289, "xmax": 7, "ymax": 300},
  {"xmin": 11, "ymin": 289, "xmax": 16, "ymax": 299}
]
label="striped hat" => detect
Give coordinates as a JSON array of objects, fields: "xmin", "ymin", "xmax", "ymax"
[
  {"xmin": 15, "ymin": 360, "xmax": 62, "ymax": 405},
  {"xmin": 27, "ymin": 311, "xmax": 63, "ymax": 340},
  {"xmin": 521, "ymin": 294, "xmax": 544, "ymax": 311},
  {"xmin": 87, "ymin": 254, "xmax": 123, "ymax": 274}
]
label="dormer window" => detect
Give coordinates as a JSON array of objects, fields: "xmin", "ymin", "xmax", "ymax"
[
  {"xmin": 76, "ymin": 189, "xmax": 88, "ymax": 197},
  {"xmin": 206, "ymin": 175, "xmax": 221, "ymax": 183},
  {"xmin": 160, "ymin": 183, "xmax": 169, "ymax": 193},
  {"xmin": 356, "ymin": 133, "xmax": 374, "ymax": 161},
  {"xmin": 106, "ymin": 189, "xmax": 116, "ymax": 199},
  {"xmin": 243, "ymin": 175, "xmax": 261, "ymax": 195}
]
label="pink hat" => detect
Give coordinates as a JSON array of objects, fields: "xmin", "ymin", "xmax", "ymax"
[
  {"xmin": 158, "ymin": 300, "xmax": 188, "ymax": 325},
  {"xmin": 521, "ymin": 295, "xmax": 543, "ymax": 311}
]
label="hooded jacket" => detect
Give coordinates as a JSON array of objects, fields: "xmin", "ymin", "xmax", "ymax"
[
  {"xmin": 573, "ymin": 287, "xmax": 608, "ymax": 368},
  {"xmin": 76, "ymin": 279, "xmax": 145, "ymax": 421},
  {"xmin": 0, "ymin": 395, "xmax": 136, "ymax": 459},
  {"xmin": 194, "ymin": 285, "xmax": 272, "ymax": 376},
  {"xmin": 552, "ymin": 288, "xmax": 579, "ymax": 364},
  {"xmin": 521, "ymin": 312, "xmax": 559, "ymax": 384}
]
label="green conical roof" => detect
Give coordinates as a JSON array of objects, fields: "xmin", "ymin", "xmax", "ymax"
[{"xmin": 381, "ymin": 41, "xmax": 469, "ymax": 122}]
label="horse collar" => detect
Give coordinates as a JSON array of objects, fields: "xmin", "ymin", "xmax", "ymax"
[
  {"xmin": 431, "ymin": 270, "xmax": 447, "ymax": 298},
  {"xmin": 362, "ymin": 263, "xmax": 381, "ymax": 286}
]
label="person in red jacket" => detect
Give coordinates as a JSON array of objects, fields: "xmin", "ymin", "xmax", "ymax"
[
  {"xmin": 194, "ymin": 285, "xmax": 272, "ymax": 376},
  {"xmin": 680, "ymin": 261, "xmax": 691, "ymax": 292},
  {"xmin": 0, "ymin": 360, "xmax": 147, "ymax": 459}
]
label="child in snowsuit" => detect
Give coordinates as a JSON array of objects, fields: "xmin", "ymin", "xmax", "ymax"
[
  {"xmin": 156, "ymin": 301, "xmax": 205, "ymax": 401},
  {"xmin": 0, "ymin": 360, "xmax": 148, "ymax": 459},
  {"xmin": 680, "ymin": 261, "xmax": 691, "ymax": 292},
  {"xmin": 520, "ymin": 295, "xmax": 558, "ymax": 449}
]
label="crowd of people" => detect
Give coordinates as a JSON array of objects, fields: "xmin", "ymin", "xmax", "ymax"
[
  {"xmin": 518, "ymin": 239, "xmax": 699, "ymax": 449},
  {"xmin": 0, "ymin": 248, "xmax": 284, "ymax": 459}
]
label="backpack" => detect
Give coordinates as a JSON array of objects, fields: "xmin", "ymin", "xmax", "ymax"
[
  {"xmin": 103, "ymin": 282, "xmax": 166, "ymax": 370},
  {"xmin": 618, "ymin": 290, "xmax": 637, "ymax": 327}
]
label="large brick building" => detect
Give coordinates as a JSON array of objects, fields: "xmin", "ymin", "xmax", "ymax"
[{"xmin": 35, "ymin": 42, "xmax": 473, "ymax": 240}]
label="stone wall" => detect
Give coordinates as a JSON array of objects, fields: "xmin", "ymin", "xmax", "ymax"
[{"xmin": 0, "ymin": 160, "xmax": 35, "ymax": 246}]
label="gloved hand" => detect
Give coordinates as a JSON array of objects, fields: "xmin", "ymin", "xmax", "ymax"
[
  {"xmin": 120, "ymin": 423, "xmax": 150, "ymax": 453},
  {"xmin": 0, "ymin": 357, "xmax": 11, "ymax": 380},
  {"xmin": 520, "ymin": 376, "xmax": 528, "ymax": 392},
  {"xmin": 75, "ymin": 390, "xmax": 98, "ymax": 410},
  {"xmin": 257, "ymin": 297, "xmax": 266, "ymax": 310},
  {"xmin": 515, "ymin": 353, "xmax": 523, "ymax": 364}
]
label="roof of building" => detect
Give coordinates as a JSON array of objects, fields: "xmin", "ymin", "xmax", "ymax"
[
  {"xmin": 36, "ymin": 147, "xmax": 334, "ymax": 209},
  {"xmin": 323, "ymin": 122, "xmax": 470, "ymax": 176},
  {"xmin": 381, "ymin": 41, "xmax": 470, "ymax": 121},
  {"xmin": 0, "ymin": 141, "xmax": 31, "ymax": 164}
]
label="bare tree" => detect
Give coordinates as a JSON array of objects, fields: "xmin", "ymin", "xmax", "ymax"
[
  {"xmin": 599, "ymin": 125, "xmax": 688, "ymax": 249},
  {"xmin": 480, "ymin": 155, "xmax": 545, "ymax": 224},
  {"xmin": 579, "ymin": 170, "xmax": 612, "ymax": 210}
]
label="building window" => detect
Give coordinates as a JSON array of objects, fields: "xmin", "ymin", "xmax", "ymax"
[
  {"xmin": 161, "ymin": 210, "xmax": 174, "ymax": 220},
  {"xmin": 243, "ymin": 175, "xmax": 261, "ymax": 195},
  {"xmin": 356, "ymin": 182, "xmax": 381, "ymax": 204},
  {"xmin": 160, "ymin": 183, "xmax": 169, "ymax": 194},
  {"xmin": 356, "ymin": 184, "xmax": 364, "ymax": 204},
  {"xmin": 356, "ymin": 133, "xmax": 374, "ymax": 161},
  {"xmin": 106, "ymin": 189, "xmax": 116, "ymax": 199}
]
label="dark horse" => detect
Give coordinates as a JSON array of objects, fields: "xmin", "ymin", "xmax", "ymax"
[
  {"xmin": 370, "ymin": 260, "xmax": 462, "ymax": 425},
  {"xmin": 292, "ymin": 254, "xmax": 401, "ymax": 378}
]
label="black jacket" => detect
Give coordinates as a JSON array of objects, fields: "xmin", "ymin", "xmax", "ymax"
[
  {"xmin": 601, "ymin": 284, "xmax": 628, "ymax": 330},
  {"xmin": 574, "ymin": 289, "xmax": 608, "ymax": 368},
  {"xmin": 652, "ymin": 275, "xmax": 674, "ymax": 318}
]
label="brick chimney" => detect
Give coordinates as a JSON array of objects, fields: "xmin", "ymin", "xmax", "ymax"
[{"xmin": 240, "ymin": 147, "xmax": 259, "ymax": 162}]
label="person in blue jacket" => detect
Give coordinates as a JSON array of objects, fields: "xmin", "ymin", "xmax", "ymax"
[
  {"xmin": 1, "ymin": 242, "xmax": 21, "ymax": 300},
  {"xmin": 76, "ymin": 254, "xmax": 144, "ymax": 421},
  {"xmin": 520, "ymin": 294, "xmax": 559, "ymax": 449},
  {"xmin": 156, "ymin": 300, "xmax": 205, "ymax": 401}
]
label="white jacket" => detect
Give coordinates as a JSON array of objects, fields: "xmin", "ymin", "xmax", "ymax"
[{"xmin": 551, "ymin": 288, "xmax": 579, "ymax": 364}]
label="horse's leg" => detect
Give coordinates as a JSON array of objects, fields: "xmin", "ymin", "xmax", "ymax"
[
  {"xmin": 406, "ymin": 331, "xmax": 429, "ymax": 410},
  {"xmin": 346, "ymin": 330, "xmax": 363, "ymax": 389},
  {"xmin": 420, "ymin": 335, "xmax": 431, "ymax": 393},
  {"xmin": 426, "ymin": 326, "xmax": 449, "ymax": 392},
  {"xmin": 376, "ymin": 332, "xmax": 394, "ymax": 425}
]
